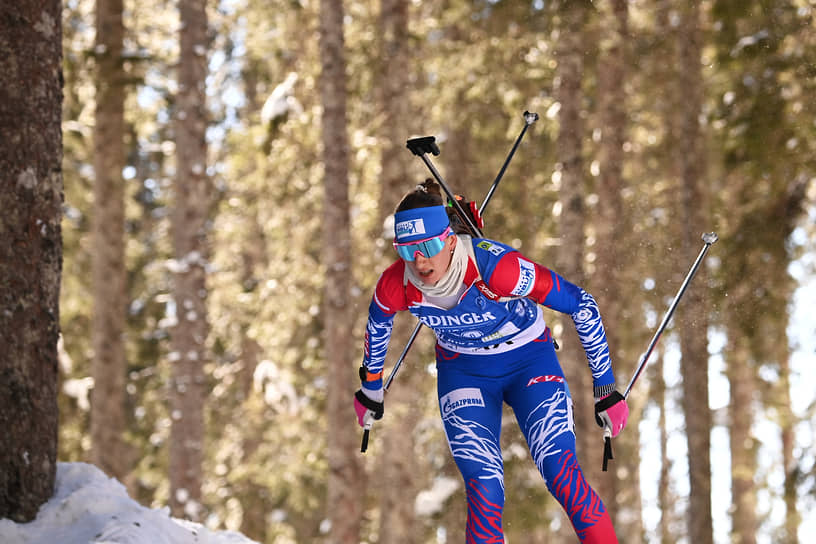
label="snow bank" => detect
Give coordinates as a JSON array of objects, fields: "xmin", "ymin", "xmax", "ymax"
[{"xmin": 0, "ymin": 462, "xmax": 259, "ymax": 544}]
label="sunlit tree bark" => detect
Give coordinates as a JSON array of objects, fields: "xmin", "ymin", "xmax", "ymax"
[
  {"xmin": 91, "ymin": 0, "xmax": 128, "ymax": 482},
  {"xmin": 169, "ymin": 0, "xmax": 210, "ymax": 521},
  {"xmin": 554, "ymin": 0, "xmax": 589, "ymax": 458},
  {"xmin": 726, "ymin": 331, "xmax": 758, "ymax": 544},
  {"xmin": 554, "ymin": 0, "xmax": 589, "ymax": 430},
  {"xmin": 0, "ymin": 0, "xmax": 62, "ymax": 522},
  {"xmin": 672, "ymin": 3, "xmax": 713, "ymax": 542},
  {"xmin": 778, "ymin": 350, "xmax": 799, "ymax": 544},
  {"xmin": 236, "ymin": 216, "xmax": 270, "ymax": 543},
  {"xmin": 553, "ymin": 2, "xmax": 593, "ymax": 540},
  {"xmin": 319, "ymin": 0, "xmax": 364, "ymax": 541},
  {"xmin": 375, "ymin": 1, "xmax": 421, "ymax": 542},
  {"xmin": 649, "ymin": 352, "xmax": 675, "ymax": 544},
  {"xmin": 654, "ymin": 3, "xmax": 684, "ymax": 539},
  {"xmin": 594, "ymin": 1, "xmax": 644, "ymax": 539},
  {"xmin": 376, "ymin": 0, "xmax": 413, "ymax": 226}
]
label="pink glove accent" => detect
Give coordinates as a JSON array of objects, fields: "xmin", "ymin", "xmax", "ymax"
[
  {"xmin": 354, "ymin": 396, "xmax": 369, "ymax": 427},
  {"xmin": 599, "ymin": 392, "xmax": 629, "ymax": 437},
  {"xmin": 354, "ymin": 389, "xmax": 384, "ymax": 427}
]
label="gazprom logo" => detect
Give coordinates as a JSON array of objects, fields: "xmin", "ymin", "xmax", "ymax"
[
  {"xmin": 440, "ymin": 387, "xmax": 485, "ymax": 417},
  {"xmin": 395, "ymin": 218, "xmax": 426, "ymax": 239}
]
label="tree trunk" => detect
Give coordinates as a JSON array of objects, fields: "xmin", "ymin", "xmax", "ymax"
[
  {"xmin": 778, "ymin": 348, "xmax": 799, "ymax": 544},
  {"xmin": 0, "ymin": 0, "xmax": 63, "ymax": 522},
  {"xmin": 726, "ymin": 331, "xmax": 758, "ymax": 544},
  {"xmin": 594, "ymin": 1, "xmax": 644, "ymax": 539},
  {"xmin": 553, "ymin": 2, "xmax": 592, "ymax": 540},
  {"xmin": 236, "ymin": 212, "xmax": 269, "ymax": 542},
  {"xmin": 319, "ymin": 0, "xmax": 364, "ymax": 541},
  {"xmin": 91, "ymin": 0, "xmax": 129, "ymax": 482},
  {"xmin": 654, "ymin": 4, "xmax": 683, "ymax": 541},
  {"xmin": 376, "ymin": 0, "xmax": 413, "ymax": 225},
  {"xmin": 651, "ymin": 353, "xmax": 675, "ymax": 544},
  {"xmin": 554, "ymin": 0, "xmax": 589, "ymax": 467},
  {"xmin": 169, "ymin": 0, "xmax": 210, "ymax": 521},
  {"xmin": 376, "ymin": 1, "xmax": 420, "ymax": 542},
  {"xmin": 378, "ymin": 347, "xmax": 421, "ymax": 544},
  {"xmin": 673, "ymin": 3, "xmax": 714, "ymax": 542}
]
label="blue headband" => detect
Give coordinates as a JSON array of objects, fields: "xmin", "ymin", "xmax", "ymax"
[{"xmin": 393, "ymin": 205, "xmax": 451, "ymax": 243}]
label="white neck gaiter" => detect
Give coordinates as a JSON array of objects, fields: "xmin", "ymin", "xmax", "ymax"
[{"xmin": 405, "ymin": 234, "xmax": 471, "ymax": 298}]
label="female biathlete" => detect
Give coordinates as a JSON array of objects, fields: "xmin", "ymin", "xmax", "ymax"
[{"xmin": 354, "ymin": 179, "xmax": 629, "ymax": 543}]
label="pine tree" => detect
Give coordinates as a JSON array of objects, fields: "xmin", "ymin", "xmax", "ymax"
[
  {"xmin": 0, "ymin": 0, "xmax": 63, "ymax": 522},
  {"xmin": 319, "ymin": 0, "xmax": 364, "ymax": 540},
  {"xmin": 91, "ymin": 0, "xmax": 129, "ymax": 482},
  {"xmin": 169, "ymin": 0, "xmax": 210, "ymax": 520},
  {"xmin": 672, "ymin": 3, "xmax": 714, "ymax": 542}
]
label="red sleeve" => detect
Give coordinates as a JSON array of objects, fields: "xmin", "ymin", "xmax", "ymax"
[
  {"xmin": 486, "ymin": 252, "xmax": 555, "ymax": 304},
  {"xmin": 372, "ymin": 259, "xmax": 410, "ymax": 314}
]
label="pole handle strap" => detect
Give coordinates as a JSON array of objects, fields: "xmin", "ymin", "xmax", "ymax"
[
  {"xmin": 602, "ymin": 428, "xmax": 614, "ymax": 472},
  {"xmin": 361, "ymin": 428, "xmax": 370, "ymax": 453},
  {"xmin": 602, "ymin": 436, "xmax": 613, "ymax": 471}
]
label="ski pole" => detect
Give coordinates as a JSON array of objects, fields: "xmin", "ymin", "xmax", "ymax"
[
  {"xmin": 623, "ymin": 231, "xmax": 719, "ymax": 399},
  {"xmin": 361, "ymin": 111, "xmax": 538, "ymax": 452},
  {"xmin": 406, "ymin": 110, "xmax": 540, "ymax": 236},
  {"xmin": 406, "ymin": 136, "xmax": 483, "ymax": 237},
  {"xmin": 599, "ymin": 232, "xmax": 718, "ymax": 471},
  {"xmin": 480, "ymin": 111, "xmax": 539, "ymax": 217}
]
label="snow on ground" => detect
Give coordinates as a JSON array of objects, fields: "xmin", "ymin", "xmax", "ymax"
[{"xmin": 0, "ymin": 462, "xmax": 259, "ymax": 544}]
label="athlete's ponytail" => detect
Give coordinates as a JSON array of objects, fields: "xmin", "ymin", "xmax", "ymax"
[{"xmin": 395, "ymin": 178, "xmax": 443, "ymax": 213}]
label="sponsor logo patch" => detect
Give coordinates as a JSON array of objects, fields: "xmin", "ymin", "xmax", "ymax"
[
  {"xmin": 395, "ymin": 218, "xmax": 426, "ymax": 239},
  {"xmin": 440, "ymin": 387, "xmax": 485, "ymax": 416},
  {"xmin": 526, "ymin": 375, "xmax": 565, "ymax": 387},
  {"xmin": 511, "ymin": 259, "xmax": 536, "ymax": 296},
  {"xmin": 481, "ymin": 330, "xmax": 507, "ymax": 342},
  {"xmin": 477, "ymin": 241, "xmax": 506, "ymax": 257},
  {"xmin": 419, "ymin": 312, "xmax": 496, "ymax": 328},
  {"xmin": 475, "ymin": 280, "xmax": 501, "ymax": 301}
]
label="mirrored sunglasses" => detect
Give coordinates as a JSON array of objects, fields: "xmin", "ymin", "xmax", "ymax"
[{"xmin": 393, "ymin": 226, "xmax": 452, "ymax": 261}]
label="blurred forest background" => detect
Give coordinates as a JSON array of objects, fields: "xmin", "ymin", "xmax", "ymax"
[{"xmin": 48, "ymin": 0, "xmax": 816, "ymax": 542}]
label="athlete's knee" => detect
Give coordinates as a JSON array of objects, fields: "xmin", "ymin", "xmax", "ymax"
[{"xmin": 546, "ymin": 451, "xmax": 594, "ymax": 509}]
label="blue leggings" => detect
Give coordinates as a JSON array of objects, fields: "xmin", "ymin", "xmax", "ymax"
[{"xmin": 436, "ymin": 330, "xmax": 617, "ymax": 543}]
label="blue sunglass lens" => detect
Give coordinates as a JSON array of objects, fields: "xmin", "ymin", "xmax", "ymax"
[
  {"xmin": 395, "ymin": 245, "xmax": 416, "ymax": 261},
  {"xmin": 396, "ymin": 236, "xmax": 446, "ymax": 261}
]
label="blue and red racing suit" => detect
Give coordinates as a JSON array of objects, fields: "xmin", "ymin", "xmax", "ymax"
[{"xmin": 362, "ymin": 237, "xmax": 619, "ymax": 543}]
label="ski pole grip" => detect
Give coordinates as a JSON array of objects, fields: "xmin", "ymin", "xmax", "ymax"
[{"xmin": 406, "ymin": 136, "xmax": 440, "ymax": 157}]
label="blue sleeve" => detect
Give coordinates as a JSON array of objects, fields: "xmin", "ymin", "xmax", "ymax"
[
  {"xmin": 544, "ymin": 275, "xmax": 616, "ymax": 397},
  {"xmin": 361, "ymin": 298, "xmax": 395, "ymax": 391}
]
